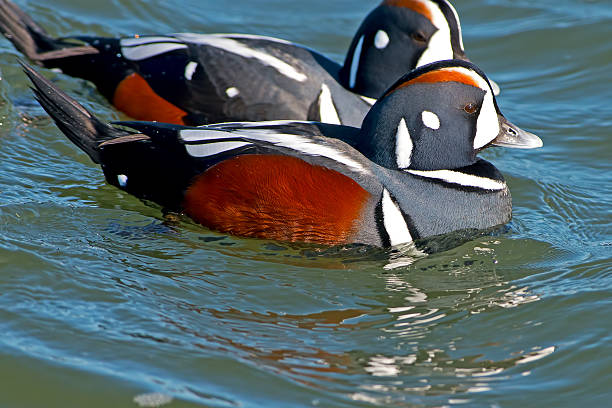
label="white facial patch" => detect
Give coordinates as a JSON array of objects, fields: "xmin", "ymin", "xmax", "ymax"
[
  {"xmin": 434, "ymin": 67, "xmax": 500, "ymax": 149},
  {"xmin": 415, "ymin": 2, "xmax": 454, "ymax": 67},
  {"xmin": 226, "ymin": 87, "xmax": 240, "ymax": 98},
  {"xmin": 421, "ymin": 110, "xmax": 440, "ymax": 130},
  {"xmin": 473, "ymin": 86, "xmax": 500, "ymax": 149},
  {"xmin": 381, "ymin": 189, "xmax": 413, "ymax": 246},
  {"xmin": 173, "ymin": 33, "xmax": 307, "ymax": 82},
  {"xmin": 441, "ymin": 0, "xmax": 464, "ymax": 51},
  {"xmin": 395, "ymin": 118, "xmax": 413, "ymax": 169},
  {"xmin": 374, "ymin": 30, "xmax": 390, "ymax": 49},
  {"xmin": 184, "ymin": 61, "xmax": 198, "ymax": 80},
  {"xmin": 349, "ymin": 35, "xmax": 364, "ymax": 89},
  {"xmin": 318, "ymin": 84, "xmax": 341, "ymax": 125}
]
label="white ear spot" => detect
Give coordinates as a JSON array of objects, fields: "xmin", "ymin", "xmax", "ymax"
[
  {"xmin": 374, "ymin": 30, "xmax": 390, "ymax": 49},
  {"xmin": 184, "ymin": 61, "xmax": 198, "ymax": 80},
  {"xmin": 226, "ymin": 87, "xmax": 240, "ymax": 98},
  {"xmin": 422, "ymin": 111, "xmax": 440, "ymax": 130},
  {"xmin": 395, "ymin": 118, "xmax": 413, "ymax": 169},
  {"xmin": 117, "ymin": 174, "xmax": 128, "ymax": 188}
]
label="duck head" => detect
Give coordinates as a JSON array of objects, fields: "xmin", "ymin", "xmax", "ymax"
[
  {"xmin": 356, "ymin": 60, "xmax": 541, "ymax": 171},
  {"xmin": 340, "ymin": 0, "xmax": 500, "ymax": 99}
]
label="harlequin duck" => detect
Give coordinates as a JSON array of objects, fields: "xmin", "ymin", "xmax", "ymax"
[
  {"xmin": 1, "ymin": 0, "xmax": 498, "ymax": 128},
  {"xmin": 23, "ymin": 60, "xmax": 539, "ymax": 247}
]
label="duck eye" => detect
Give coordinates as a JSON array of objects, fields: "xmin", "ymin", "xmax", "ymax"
[
  {"xmin": 464, "ymin": 103, "xmax": 478, "ymax": 114},
  {"xmin": 411, "ymin": 32, "xmax": 427, "ymax": 43}
]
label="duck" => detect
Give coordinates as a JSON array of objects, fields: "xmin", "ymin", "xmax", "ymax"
[
  {"xmin": 23, "ymin": 59, "xmax": 540, "ymax": 247},
  {"xmin": 1, "ymin": 0, "xmax": 499, "ymax": 128}
]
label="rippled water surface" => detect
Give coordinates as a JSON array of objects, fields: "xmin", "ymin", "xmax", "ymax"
[{"xmin": 1, "ymin": 0, "xmax": 611, "ymax": 407}]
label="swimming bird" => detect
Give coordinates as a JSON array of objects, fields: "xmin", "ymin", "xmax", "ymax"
[
  {"xmin": 1, "ymin": 0, "xmax": 499, "ymax": 127},
  {"xmin": 23, "ymin": 60, "xmax": 539, "ymax": 247}
]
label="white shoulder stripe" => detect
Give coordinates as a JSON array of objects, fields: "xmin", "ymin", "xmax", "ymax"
[
  {"xmin": 180, "ymin": 129, "xmax": 367, "ymax": 173},
  {"xmin": 406, "ymin": 169, "xmax": 506, "ymax": 190},
  {"xmin": 382, "ymin": 189, "xmax": 413, "ymax": 246},
  {"xmin": 349, "ymin": 35, "xmax": 364, "ymax": 89},
  {"xmin": 318, "ymin": 84, "xmax": 341, "ymax": 125},
  {"xmin": 173, "ymin": 33, "xmax": 307, "ymax": 82}
]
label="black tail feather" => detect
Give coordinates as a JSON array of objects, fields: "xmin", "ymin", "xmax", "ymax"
[
  {"xmin": 0, "ymin": 0, "xmax": 99, "ymax": 62},
  {"xmin": 0, "ymin": 0, "xmax": 56, "ymax": 61},
  {"xmin": 22, "ymin": 62, "xmax": 129, "ymax": 164}
]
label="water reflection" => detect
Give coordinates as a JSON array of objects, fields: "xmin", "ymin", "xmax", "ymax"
[
  {"xmin": 355, "ymin": 344, "xmax": 557, "ymax": 406},
  {"xmin": 142, "ymin": 240, "xmax": 553, "ymax": 405},
  {"xmin": 163, "ymin": 312, "xmax": 359, "ymax": 387}
]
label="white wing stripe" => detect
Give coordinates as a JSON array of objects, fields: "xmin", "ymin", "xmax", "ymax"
[
  {"xmin": 180, "ymin": 129, "xmax": 366, "ymax": 173},
  {"xmin": 121, "ymin": 42, "xmax": 188, "ymax": 61},
  {"xmin": 181, "ymin": 130, "xmax": 233, "ymax": 142},
  {"xmin": 209, "ymin": 33, "xmax": 292, "ymax": 45},
  {"xmin": 185, "ymin": 141, "xmax": 251, "ymax": 158},
  {"xmin": 120, "ymin": 36, "xmax": 184, "ymax": 47},
  {"xmin": 174, "ymin": 33, "xmax": 307, "ymax": 82},
  {"xmin": 213, "ymin": 120, "xmax": 316, "ymax": 128}
]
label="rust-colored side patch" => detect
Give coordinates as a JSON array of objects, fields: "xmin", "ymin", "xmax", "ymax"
[
  {"xmin": 383, "ymin": 0, "xmax": 433, "ymax": 21},
  {"xmin": 183, "ymin": 154, "xmax": 371, "ymax": 245},
  {"xmin": 112, "ymin": 72, "xmax": 187, "ymax": 125}
]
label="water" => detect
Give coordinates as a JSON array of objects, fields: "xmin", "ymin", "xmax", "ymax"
[{"xmin": 0, "ymin": 0, "xmax": 611, "ymax": 406}]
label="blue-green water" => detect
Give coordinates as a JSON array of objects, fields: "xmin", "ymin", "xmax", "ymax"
[{"xmin": 0, "ymin": 0, "xmax": 611, "ymax": 407}]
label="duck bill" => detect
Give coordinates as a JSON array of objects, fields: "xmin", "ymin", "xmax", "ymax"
[{"xmin": 492, "ymin": 115, "xmax": 543, "ymax": 149}]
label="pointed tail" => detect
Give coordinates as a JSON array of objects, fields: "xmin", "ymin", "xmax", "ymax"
[
  {"xmin": 0, "ymin": 0, "xmax": 97, "ymax": 62},
  {"xmin": 22, "ymin": 62, "xmax": 129, "ymax": 164}
]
